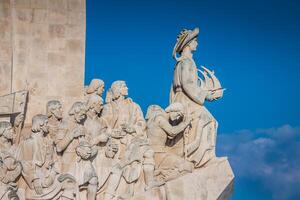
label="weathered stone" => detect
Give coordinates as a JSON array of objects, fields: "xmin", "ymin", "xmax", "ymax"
[
  {"xmin": 68, "ymin": 11, "xmax": 85, "ymax": 25},
  {"xmin": 14, "ymin": 35, "xmax": 30, "ymax": 50},
  {"xmin": 164, "ymin": 159, "xmax": 234, "ymax": 200},
  {"xmin": 15, "ymin": 50, "xmax": 28, "ymax": 66},
  {"xmin": 66, "ymin": 39, "xmax": 84, "ymax": 55},
  {"xmin": 0, "ymin": 2, "xmax": 10, "ymax": 20},
  {"xmin": 48, "ymin": 38, "xmax": 66, "ymax": 52},
  {"xmin": 0, "ymin": 41, "xmax": 11, "ymax": 61},
  {"xmin": 14, "ymin": 0, "xmax": 31, "ymax": 9},
  {"xmin": 48, "ymin": 52, "xmax": 66, "ymax": 67},
  {"xmin": 67, "ymin": 0, "xmax": 85, "ymax": 12},
  {"xmin": 15, "ymin": 21, "xmax": 31, "ymax": 36},
  {"xmin": 0, "ymin": 63, "xmax": 11, "ymax": 95},
  {"xmin": 0, "ymin": 21, "xmax": 11, "ymax": 41},
  {"xmin": 30, "ymin": 0, "xmax": 47, "ymax": 9},
  {"xmin": 0, "ymin": 0, "xmax": 85, "ymax": 124},
  {"xmin": 49, "ymin": 24, "xmax": 66, "ymax": 38},
  {"xmin": 15, "ymin": 8, "xmax": 33, "ymax": 23},
  {"xmin": 31, "ymin": 23, "xmax": 48, "ymax": 37},
  {"xmin": 32, "ymin": 8, "xmax": 48, "ymax": 23},
  {"xmin": 66, "ymin": 24, "xmax": 84, "ymax": 38},
  {"xmin": 47, "ymin": 9, "xmax": 67, "ymax": 24},
  {"xmin": 48, "ymin": 0, "xmax": 68, "ymax": 11}
]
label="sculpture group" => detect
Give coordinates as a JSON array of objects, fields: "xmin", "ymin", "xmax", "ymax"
[{"xmin": 0, "ymin": 28, "xmax": 227, "ymax": 200}]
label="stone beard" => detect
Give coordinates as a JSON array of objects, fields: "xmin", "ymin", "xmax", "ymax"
[{"xmin": 0, "ymin": 28, "xmax": 233, "ymax": 200}]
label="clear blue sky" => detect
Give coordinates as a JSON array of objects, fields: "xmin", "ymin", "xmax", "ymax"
[{"xmin": 85, "ymin": 0, "xmax": 300, "ymax": 199}]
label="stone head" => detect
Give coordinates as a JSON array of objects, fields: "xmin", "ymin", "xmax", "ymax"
[
  {"xmin": 173, "ymin": 28, "xmax": 199, "ymax": 60},
  {"xmin": 105, "ymin": 139, "xmax": 119, "ymax": 158},
  {"xmin": 68, "ymin": 102, "xmax": 87, "ymax": 123},
  {"xmin": 0, "ymin": 121, "xmax": 14, "ymax": 140},
  {"xmin": 46, "ymin": 100, "xmax": 63, "ymax": 120},
  {"xmin": 110, "ymin": 80, "xmax": 128, "ymax": 100},
  {"xmin": 165, "ymin": 103, "xmax": 185, "ymax": 122},
  {"xmin": 86, "ymin": 79, "xmax": 105, "ymax": 96},
  {"xmin": 187, "ymin": 38, "xmax": 198, "ymax": 52},
  {"xmin": 32, "ymin": 114, "xmax": 49, "ymax": 134},
  {"xmin": 145, "ymin": 105, "xmax": 164, "ymax": 120},
  {"xmin": 86, "ymin": 94, "xmax": 103, "ymax": 114}
]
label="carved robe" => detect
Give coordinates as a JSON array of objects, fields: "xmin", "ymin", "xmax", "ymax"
[
  {"xmin": 101, "ymin": 98, "xmax": 146, "ymax": 160},
  {"xmin": 17, "ymin": 133, "xmax": 64, "ymax": 200},
  {"xmin": 0, "ymin": 142, "xmax": 22, "ymax": 200},
  {"xmin": 55, "ymin": 121, "xmax": 97, "ymax": 188},
  {"xmin": 84, "ymin": 115, "xmax": 110, "ymax": 191},
  {"xmin": 170, "ymin": 57, "xmax": 218, "ymax": 167}
]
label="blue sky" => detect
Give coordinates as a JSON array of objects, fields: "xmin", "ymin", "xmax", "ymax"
[{"xmin": 85, "ymin": 0, "xmax": 300, "ymax": 199}]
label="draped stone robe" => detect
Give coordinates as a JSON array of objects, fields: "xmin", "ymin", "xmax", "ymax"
[{"xmin": 170, "ymin": 57, "xmax": 218, "ymax": 167}]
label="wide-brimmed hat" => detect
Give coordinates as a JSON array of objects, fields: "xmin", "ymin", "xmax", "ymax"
[{"xmin": 173, "ymin": 28, "xmax": 199, "ymax": 60}]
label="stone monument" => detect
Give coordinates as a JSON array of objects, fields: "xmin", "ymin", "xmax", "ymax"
[
  {"xmin": 0, "ymin": 0, "xmax": 86, "ymax": 124},
  {"xmin": 0, "ymin": 1, "xmax": 234, "ymax": 199}
]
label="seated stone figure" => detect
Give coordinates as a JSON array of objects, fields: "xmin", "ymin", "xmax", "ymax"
[
  {"xmin": 0, "ymin": 121, "xmax": 22, "ymax": 200},
  {"xmin": 17, "ymin": 115, "xmax": 75, "ymax": 200},
  {"xmin": 55, "ymin": 102, "xmax": 98, "ymax": 200},
  {"xmin": 146, "ymin": 103, "xmax": 195, "ymax": 181},
  {"xmin": 103, "ymin": 134, "xmax": 164, "ymax": 200}
]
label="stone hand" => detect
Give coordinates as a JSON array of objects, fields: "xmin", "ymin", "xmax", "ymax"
[
  {"xmin": 111, "ymin": 129, "xmax": 126, "ymax": 138},
  {"xmin": 76, "ymin": 146, "xmax": 92, "ymax": 159},
  {"xmin": 33, "ymin": 179, "xmax": 43, "ymax": 195},
  {"xmin": 14, "ymin": 113, "xmax": 24, "ymax": 127},
  {"xmin": 121, "ymin": 123, "xmax": 135, "ymax": 134},
  {"xmin": 72, "ymin": 128, "xmax": 85, "ymax": 138}
]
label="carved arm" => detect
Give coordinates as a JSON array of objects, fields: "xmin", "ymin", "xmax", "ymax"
[{"xmin": 158, "ymin": 116, "xmax": 190, "ymax": 138}]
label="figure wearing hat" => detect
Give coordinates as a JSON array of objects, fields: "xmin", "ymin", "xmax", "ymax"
[{"xmin": 170, "ymin": 28, "xmax": 224, "ymax": 168}]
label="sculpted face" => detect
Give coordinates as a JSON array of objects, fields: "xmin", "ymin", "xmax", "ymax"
[
  {"xmin": 41, "ymin": 119, "xmax": 49, "ymax": 134},
  {"xmin": 53, "ymin": 104, "xmax": 63, "ymax": 119},
  {"xmin": 120, "ymin": 82, "xmax": 128, "ymax": 97},
  {"xmin": 75, "ymin": 108, "xmax": 86, "ymax": 123},
  {"xmin": 97, "ymin": 85, "xmax": 105, "ymax": 96},
  {"xmin": 3, "ymin": 125, "xmax": 14, "ymax": 140},
  {"xmin": 189, "ymin": 39, "xmax": 198, "ymax": 51}
]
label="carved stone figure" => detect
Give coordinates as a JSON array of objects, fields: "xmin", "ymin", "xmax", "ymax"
[
  {"xmin": 85, "ymin": 79, "xmax": 105, "ymax": 100},
  {"xmin": 17, "ymin": 114, "xmax": 75, "ymax": 200},
  {"xmin": 0, "ymin": 22, "xmax": 234, "ymax": 199},
  {"xmin": 101, "ymin": 81, "xmax": 162, "ymax": 200},
  {"xmin": 55, "ymin": 102, "xmax": 98, "ymax": 200},
  {"xmin": 146, "ymin": 103, "xmax": 195, "ymax": 181},
  {"xmin": 84, "ymin": 95, "xmax": 110, "ymax": 193},
  {"xmin": 13, "ymin": 113, "xmax": 25, "ymax": 145},
  {"xmin": 103, "ymin": 135, "xmax": 164, "ymax": 200},
  {"xmin": 0, "ymin": 121, "xmax": 22, "ymax": 200},
  {"xmin": 46, "ymin": 100, "xmax": 65, "ymax": 141},
  {"xmin": 170, "ymin": 28, "xmax": 225, "ymax": 167},
  {"xmin": 102, "ymin": 81, "xmax": 146, "ymax": 160}
]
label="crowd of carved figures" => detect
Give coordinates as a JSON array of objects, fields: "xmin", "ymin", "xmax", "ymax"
[{"xmin": 0, "ymin": 28, "xmax": 224, "ymax": 200}]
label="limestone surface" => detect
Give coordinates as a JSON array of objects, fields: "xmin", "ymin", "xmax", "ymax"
[{"xmin": 0, "ymin": 0, "xmax": 86, "ymax": 124}]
